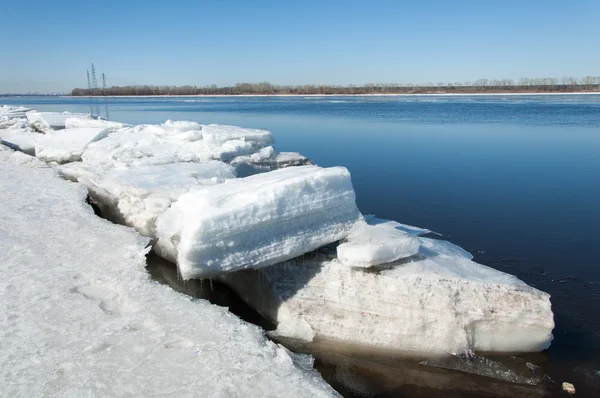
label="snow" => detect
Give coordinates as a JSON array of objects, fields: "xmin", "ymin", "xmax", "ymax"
[
  {"xmin": 75, "ymin": 161, "xmax": 237, "ymax": 237},
  {"xmin": 221, "ymin": 233, "xmax": 554, "ymax": 356},
  {"xmin": 27, "ymin": 111, "xmax": 93, "ymax": 133},
  {"xmin": 0, "ymin": 148, "xmax": 336, "ymax": 397},
  {"xmin": 35, "ymin": 127, "xmax": 110, "ymax": 163},
  {"xmin": 155, "ymin": 165, "xmax": 361, "ymax": 279},
  {"xmin": 337, "ymin": 218, "xmax": 421, "ymax": 267}
]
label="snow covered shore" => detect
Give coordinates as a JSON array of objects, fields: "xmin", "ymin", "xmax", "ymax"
[
  {"xmin": 0, "ymin": 147, "xmax": 336, "ymax": 396},
  {"xmin": 0, "ymin": 105, "xmax": 554, "ymax": 364}
]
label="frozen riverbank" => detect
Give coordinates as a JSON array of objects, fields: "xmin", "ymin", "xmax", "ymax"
[
  {"xmin": 0, "ymin": 104, "xmax": 557, "ymax": 394},
  {"xmin": 0, "ymin": 147, "xmax": 337, "ymax": 396}
]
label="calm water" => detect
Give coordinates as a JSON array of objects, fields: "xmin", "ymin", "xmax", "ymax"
[{"xmin": 4, "ymin": 94, "xmax": 600, "ymax": 395}]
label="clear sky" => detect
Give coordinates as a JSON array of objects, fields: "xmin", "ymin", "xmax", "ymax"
[{"xmin": 1, "ymin": 0, "xmax": 599, "ymax": 93}]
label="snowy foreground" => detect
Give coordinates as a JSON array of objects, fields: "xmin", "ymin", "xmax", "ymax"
[
  {"xmin": 0, "ymin": 147, "xmax": 336, "ymax": 396},
  {"xmin": 0, "ymin": 106, "xmax": 554, "ymax": 368}
]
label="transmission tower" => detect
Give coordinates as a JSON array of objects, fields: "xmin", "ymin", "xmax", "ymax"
[
  {"xmin": 87, "ymin": 70, "xmax": 91, "ymax": 89},
  {"xmin": 91, "ymin": 63, "xmax": 98, "ymax": 89},
  {"xmin": 101, "ymin": 73, "xmax": 107, "ymax": 89}
]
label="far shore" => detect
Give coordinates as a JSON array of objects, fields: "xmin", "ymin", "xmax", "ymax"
[{"xmin": 57, "ymin": 91, "xmax": 600, "ymax": 98}]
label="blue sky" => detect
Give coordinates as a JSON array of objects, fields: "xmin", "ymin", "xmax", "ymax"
[{"xmin": 1, "ymin": 0, "xmax": 599, "ymax": 93}]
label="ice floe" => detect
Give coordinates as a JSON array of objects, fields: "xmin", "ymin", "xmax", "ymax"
[
  {"xmin": 35, "ymin": 127, "xmax": 110, "ymax": 163},
  {"xmin": 77, "ymin": 161, "xmax": 237, "ymax": 237},
  {"xmin": 0, "ymin": 148, "xmax": 336, "ymax": 397},
  {"xmin": 221, "ymin": 230, "xmax": 554, "ymax": 356},
  {"xmin": 155, "ymin": 165, "xmax": 361, "ymax": 279}
]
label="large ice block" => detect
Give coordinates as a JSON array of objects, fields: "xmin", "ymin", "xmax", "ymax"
[
  {"xmin": 155, "ymin": 165, "xmax": 361, "ymax": 279},
  {"xmin": 35, "ymin": 127, "xmax": 109, "ymax": 163},
  {"xmin": 77, "ymin": 161, "xmax": 237, "ymax": 237},
  {"xmin": 221, "ymin": 235, "xmax": 554, "ymax": 356}
]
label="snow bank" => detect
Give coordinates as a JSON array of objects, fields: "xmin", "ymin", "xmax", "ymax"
[
  {"xmin": 0, "ymin": 149, "xmax": 336, "ymax": 397},
  {"xmin": 35, "ymin": 127, "xmax": 110, "ymax": 163},
  {"xmin": 27, "ymin": 111, "xmax": 93, "ymax": 133},
  {"xmin": 221, "ymin": 233, "xmax": 554, "ymax": 356},
  {"xmin": 156, "ymin": 165, "xmax": 361, "ymax": 279},
  {"xmin": 337, "ymin": 218, "xmax": 421, "ymax": 267},
  {"xmin": 77, "ymin": 161, "xmax": 237, "ymax": 237}
]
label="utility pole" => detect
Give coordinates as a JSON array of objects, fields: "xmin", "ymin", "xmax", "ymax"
[
  {"xmin": 91, "ymin": 63, "xmax": 98, "ymax": 89},
  {"xmin": 87, "ymin": 70, "xmax": 91, "ymax": 89},
  {"xmin": 101, "ymin": 73, "xmax": 107, "ymax": 89}
]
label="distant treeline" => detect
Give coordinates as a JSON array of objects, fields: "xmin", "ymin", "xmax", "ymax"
[{"xmin": 72, "ymin": 77, "xmax": 600, "ymax": 96}]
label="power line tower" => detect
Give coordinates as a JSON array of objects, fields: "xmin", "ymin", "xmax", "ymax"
[
  {"xmin": 87, "ymin": 70, "xmax": 91, "ymax": 89},
  {"xmin": 101, "ymin": 73, "xmax": 107, "ymax": 89},
  {"xmin": 91, "ymin": 63, "xmax": 98, "ymax": 89}
]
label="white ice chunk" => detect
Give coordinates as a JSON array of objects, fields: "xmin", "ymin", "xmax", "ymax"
[
  {"xmin": 0, "ymin": 151, "xmax": 336, "ymax": 397},
  {"xmin": 35, "ymin": 127, "xmax": 109, "ymax": 163},
  {"xmin": 231, "ymin": 146, "xmax": 312, "ymax": 177},
  {"xmin": 221, "ymin": 236, "xmax": 554, "ymax": 356},
  {"xmin": 80, "ymin": 161, "xmax": 237, "ymax": 237},
  {"xmin": 201, "ymin": 124, "xmax": 273, "ymax": 145},
  {"xmin": 27, "ymin": 111, "xmax": 92, "ymax": 132},
  {"xmin": 81, "ymin": 122, "xmax": 269, "ymax": 169},
  {"xmin": 0, "ymin": 129, "xmax": 41, "ymax": 155},
  {"xmin": 65, "ymin": 117, "xmax": 129, "ymax": 131},
  {"xmin": 156, "ymin": 165, "xmax": 361, "ymax": 279},
  {"xmin": 0, "ymin": 105, "xmax": 33, "ymax": 118},
  {"xmin": 337, "ymin": 219, "xmax": 420, "ymax": 267}
]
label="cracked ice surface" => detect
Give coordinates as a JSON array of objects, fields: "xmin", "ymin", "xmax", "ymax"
[{"xmin": 0, "ymin": 147, "xmax": 336, "ymax": 397}]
